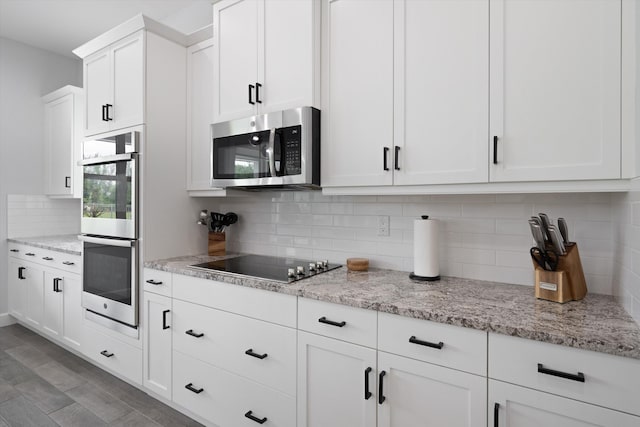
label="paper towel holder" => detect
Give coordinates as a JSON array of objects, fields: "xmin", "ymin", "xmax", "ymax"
[{"xmin": 410, "ymin": 215, "xmax": 440, "ymax": 281}]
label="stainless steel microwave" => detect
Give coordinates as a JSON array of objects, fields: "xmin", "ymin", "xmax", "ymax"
[{"xmin": 211, "ymin": 107, "xmax": 320, "ymax": 189}]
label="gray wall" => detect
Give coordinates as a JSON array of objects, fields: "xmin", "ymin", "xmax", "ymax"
[{"xmin": 0, "ymin": 36, "xmax": 81, "ymax": 314}]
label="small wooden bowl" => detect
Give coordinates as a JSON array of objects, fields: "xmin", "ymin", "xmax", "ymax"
[{"xmin": 347, "ymin": 258, "xmax": 369, "ymax": 271}]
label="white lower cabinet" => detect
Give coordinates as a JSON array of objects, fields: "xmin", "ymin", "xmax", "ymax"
[
  {"xmin": 7, "ymin": 258, "xmax": 27, "ymax": 320},
  {"xmin": 377, "ymin": 351, "xmax": 486, "ymax": 427},
  {"xmin": 42, "ymin": 271, "xmax": 64, "ymax": 339},
  {"xmin": 489, "ymin": 380, "xmax": 640, "ymax": 427},
  {"xmin": 83, "ymin": 324, "xmax": 142, "ymax": 385},
  {"xmin": 8, "ymin": 245, "xmax": 83, "ymax": 352},
  {"xmin": 297, "ymin": 331, "xmax": 377, "ymax": 427},
  {"xmin": 173, "ymin": 350, "xmax": 295, "ymax": 427},
  {"xmin": 143, "ymin": 291, "xmax": 172, "ymax": 400},
  {"xmin": 24, "ymin": 264, "xmax": 45, "ymax": 329}
]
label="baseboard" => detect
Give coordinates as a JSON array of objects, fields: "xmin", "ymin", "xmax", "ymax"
[{"xmin": 0, "ymin": 313, "xmax": 17, "ymax": 327}]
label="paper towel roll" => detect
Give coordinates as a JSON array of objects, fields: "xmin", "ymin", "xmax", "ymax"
[{"xmin": 412, "ymin": 216, "xmax": 440, "ymax": 281}]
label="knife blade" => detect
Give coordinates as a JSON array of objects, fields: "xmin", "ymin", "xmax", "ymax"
[
  {"xmin": 557, "ymin": 217, "xmax": 569, "ymax": 244},
  {"xmin": 538, "ymin": 213, "xmax": 553, "ymax": 243},
  {"xmin": 548, "ymin": 224, "xmax": 566, "ymax": 256},
  {"xmin": 528, "ymin": 220, "xmax": 546, "ymax": 252}
]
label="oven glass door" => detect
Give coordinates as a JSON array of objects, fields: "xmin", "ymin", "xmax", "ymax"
[
  {"xmin": 84, "ymin": 131, "xmax": 137, "ymax": 159},
  {"xmin": 82, "ymin": 156, "xmax": 137, "ymax": 238},
  {"xmin": 81, "ymin": 236, "xmax": 137, "ymax": 327}
]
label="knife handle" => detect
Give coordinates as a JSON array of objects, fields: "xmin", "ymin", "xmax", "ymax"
[
  {"xmin": 548, "ymin": 225, "xmax": 566, "ymax": 256},
  {"xmin": 558, "ymin": 218, "xmax": 569, "ymax": 244}
]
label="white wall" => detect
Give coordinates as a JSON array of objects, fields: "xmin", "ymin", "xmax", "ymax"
[
  {"xmin": 7, "ymin": 195, "xmax": 79, "ymax": 238},
  {"xmin": 213, "ymin": 192, "xmax": 616, "ymax": 294},
  {"xmin": 0, "ymin": 36, "xmax": 81, "ymax": 314}
]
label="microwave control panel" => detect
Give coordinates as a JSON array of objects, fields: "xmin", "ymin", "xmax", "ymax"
[{"xmin": 281, "ymin": 125, "xmax": 302, "ymax": 176}]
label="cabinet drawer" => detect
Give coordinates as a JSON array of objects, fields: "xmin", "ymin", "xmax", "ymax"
[
  {"xmin": 143, "ymin": 268, "xmax": 172, "ymax": 296},
  {"xmin": 489, "ymin": 333, "xmax": 640, "ymax": 416},
  {"xmin": 8, "ymin": 244, "xmax": 80, "ymax": 274},
  {"xmin": 173, "ymin": 274, "xmax": 296, "ymax": 327},
  {"xmin": 83, "ymin": 325, "xmax": 142, "ymax": 385},
  {"xmin": 378, "ymin": 312, "xmax": 487, "ymax": 375},
  {"xmin": 173, "ymin": 300, "xmax": 296, "ymax": 395},
  {"xmin": 298, "ymin": 298, "xmax": 377, "ymax": 348},
  {"xmin": 173, "ymin": 351, "xmax": 295, "ymax": 427}
]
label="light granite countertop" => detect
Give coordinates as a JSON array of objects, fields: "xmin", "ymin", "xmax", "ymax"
[
  {"xmin": 8, "ymin": 235, "xmax": 82, "ymax": 256},
  {"xmin": 146, "ymin": 253, "xmax": 640, "ymax": 360}
]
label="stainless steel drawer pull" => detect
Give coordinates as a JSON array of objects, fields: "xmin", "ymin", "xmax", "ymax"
[
  {"xmin": 245, "ymin": 410, "xmax": 267, "ymax": 424},
  {"xmin": 318, "ymin": 316, "xmax": 346, "ymax": 327},
  {"xmin": 185, "ymin": 383, "xmax": 203, "ymax": 394},
  {"xmin": 100, "ymin": 350, "xmax": 114, "ymax": 358},
  {"xmin": 537, "ymin": 363, "xmax": 585, "ymax": 382},
  {"xmin": 409, "ymin": 335, "xmax": 444, "ymax": 350}
]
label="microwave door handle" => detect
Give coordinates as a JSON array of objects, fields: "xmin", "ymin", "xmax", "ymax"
[
  {"xmin": 78, "ymin": 235, "xmax": 135, "ymax": 248},
  {"xmin": 267, "ymin": 128, "xmax": 276, "ymax": 177}
]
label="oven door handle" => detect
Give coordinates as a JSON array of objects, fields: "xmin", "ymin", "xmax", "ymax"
[
  {"xmin": 80, "ymin": 153, "xmax": 137, "ymax": 166},
  {"xmin": 78, "ymin": 235, "xmax": 136, "ymax": 248}
]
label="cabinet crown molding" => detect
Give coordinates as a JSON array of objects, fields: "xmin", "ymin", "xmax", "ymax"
[{"xmin": 72, "ymin": 13, "xmax": 189, "ymax": 59}]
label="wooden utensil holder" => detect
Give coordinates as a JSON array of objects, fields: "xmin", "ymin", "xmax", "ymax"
[
  {"xmin": 533, "ymin": 243, "xmax": 587, "ymax": 303},
  {"xmin": 208, "ymin": 232, "xmax": 225, "ymax": 256}
]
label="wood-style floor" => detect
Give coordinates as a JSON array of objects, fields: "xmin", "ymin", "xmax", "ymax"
[{"xmin": 0, "ymin": 323, "xmax": 202, "ymax": 426}]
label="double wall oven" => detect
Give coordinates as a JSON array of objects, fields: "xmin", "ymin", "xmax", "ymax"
[{"xmin": 80, "ymin": 129, "xmax": 140, "ymax": 333}]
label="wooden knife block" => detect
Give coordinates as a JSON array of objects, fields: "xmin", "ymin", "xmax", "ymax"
[
  {"xmin": 533, "ymin": 243, "xmax": 587, "ymax": 303},
  {"xmin": 208, "ymin": 232, "xmax": 225, "ymax": 256}
]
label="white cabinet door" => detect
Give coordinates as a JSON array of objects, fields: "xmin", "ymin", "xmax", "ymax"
[
  {"xmin": 8, "ymin": 258, "xmax": 27, "ymax": 320},
  {"xmin": 84, "ymin": 48, "xmax": 111, "ymax": 136},
  {"xmin": 187, "ymin": 39, "xmax": 214, "ymax": 191},
  {"xmin": 61, "ymin": 273, "xmax": 83, "ymax": 351},
  {"xmin": 378, "ymin": 351, "xmax": 486, "ymax": 427},
  {"xmin": 321, "ymin": 0, "xmax": 394, "ymax": 187},
  {"xmin": 490, "ymin": 0, "xmax": 621, "ymax": 182},
  {"xmin": 42, "ymin": 272, "xmax": 63, "ymax": 339},
  {"xmin": 490, "ymin": 380, "xmax": 640, "ymax": 427},
  {"xmin": 24, "ymin": 264, "xmax": 44, "ymax": 329},
  {"xmin": 393, "ymin": 0, "xmax": 488, "ymax": 186},
  {"xmin": 143, "ymin": 292, "xmax": 172, "ymax": 400},
  {"xmin": 83, "ymin": 32, "xmax": 144, "ymax": 136},
  {"xmin": 260, "ymin": 0, "xmax": 318, "ymax": 114},
  {"xmin": 297, "ymin": 331, "xmax": 377, "ymax": 427},
  {"xmin": 44, "ymin": 94, "xmax": 73, "ymax": 195},
  {"xmin": 213, "ymin": 0, "xmax": 259, "ymax": 123},
  {"xmin": 110, "ymin": 32, "xmax": 144, "ymax": 132}
]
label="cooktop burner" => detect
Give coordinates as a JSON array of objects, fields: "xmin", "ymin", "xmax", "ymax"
[{"xmin": 190, "ymin": 254, "xmax": 341, "ymax": 283}]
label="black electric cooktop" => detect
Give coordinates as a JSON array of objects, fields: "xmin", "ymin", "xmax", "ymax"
[{"xmin": 190, "ymin": 254, "xmax": 341, "ymax": 283}]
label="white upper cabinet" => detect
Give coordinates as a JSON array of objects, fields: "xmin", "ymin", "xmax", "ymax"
[
  {"xmin": 43, "ymin": 86, "xmax": 83, "ymax": 198},
  {"xmin": 187, "ymin": 38, "xmax": 215, "ymax": 192},
  {"xmin": 321, "ymin": 0, "xmax": 394, "ymax": 187},
  {"xmin": 489, "ymin": 0, "xmax": 621, "ymax": 182},
  {"xmin": 322, "ymin": 0, "xmax": 488, "ymax": 188},
  {"xmin": 213, "ymin": 0, "xmax": 320, "ymax": 123},
  {"xmin": 393, "ymin": 0, "xmax": 488, "ymax": 186},
  {"xmin": 83, "ymin": 31, "xmax": 144, "ymax": 136}
]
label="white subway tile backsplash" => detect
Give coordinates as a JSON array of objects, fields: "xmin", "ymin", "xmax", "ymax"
[
  {"xmin": 7, "ymin": 195, "xmax": 80, "ymax": 238},
  {"xmin": 211, "ymin": 192, "xmax": 622, "ymax": 298}
]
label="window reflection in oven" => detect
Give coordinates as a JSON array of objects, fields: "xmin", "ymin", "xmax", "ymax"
[{"xmin": 83, "ymin": 160, "xmax": 132, "ymax": 219}]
